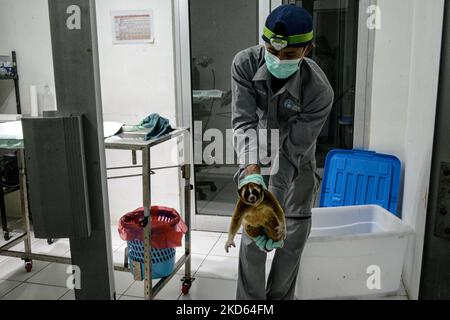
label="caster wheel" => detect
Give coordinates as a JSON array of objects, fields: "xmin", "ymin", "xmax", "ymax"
[
  {"xmin": 181, "ymin": 278, "xmax": 193, "ymax": 295},
  {"xmin": 181, "ymin": 284, "xmax": 191, "ymax": 295},
  {"xmin": 25, "ymin": 262, "xmax": 32, "ymax": 273},
  {"xmin": 47, "ymin": 239, "xmax": 54, "ymax": 245},
  {"xmin": 4, "ymin": 232, "xmax": 11, "ymax": 241},
  {"xmin": 210, "ymin": 185, "xmax": 218, "ymax": 192}
]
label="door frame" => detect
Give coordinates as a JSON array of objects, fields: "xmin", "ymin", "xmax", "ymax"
[{"xmin": 173, "ymin": 0, "xmax": 373, "ymax": 232}]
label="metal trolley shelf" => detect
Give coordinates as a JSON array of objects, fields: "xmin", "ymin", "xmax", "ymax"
[
  {"xmin": 0, "ymin": 127, "xmax": 194, "ymax": 300},
  {"xmin": 105, "ymin": 127, "xmax": 194, "ymax": 299}
]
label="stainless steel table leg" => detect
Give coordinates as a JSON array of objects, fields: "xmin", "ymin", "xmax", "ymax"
[
  {"xmin": 18, "ymin": 150, "xmax": 32, "ymax": 269},
  {"xmin": 142, "ymin": 147, "xmax": 152, "ymax": 300},
  {"xmin": 182, "ymin": 163, "xmax": 194, "ymax": 294},
  {"xmin": 0, "ymin": 185, "xmax": 9, "ymax": 241}
]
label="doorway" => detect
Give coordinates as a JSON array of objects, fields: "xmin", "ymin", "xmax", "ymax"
[
  {"xmin": 190, "ymin": 0, "xmax": 259, "ymax": 217},
  {"xmin": 186, "ymin": 0, "xmax": 361, "ymax": 231}
]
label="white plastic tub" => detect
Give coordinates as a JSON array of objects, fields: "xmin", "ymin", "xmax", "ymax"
[{"xmin": 296, "ymin": 205, "xmax": 413, "ymax": 300}]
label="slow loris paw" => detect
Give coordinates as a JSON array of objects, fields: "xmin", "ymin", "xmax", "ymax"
[
  {"xmin": 224, "ymin": 240, "xmax": 236, "ymax": 253},
  {"xmin": 275, "ymin": 226, "xmax": 287, "ymax": 240}
]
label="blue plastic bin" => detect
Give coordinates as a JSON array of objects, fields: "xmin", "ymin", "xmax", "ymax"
[
  {"xmin": 127, "ymin": 240, "xmax": 175, "ymax": 279},
  {"xmin": 320, "ymin": 149, "xmax": 401, "ymax": 217}
]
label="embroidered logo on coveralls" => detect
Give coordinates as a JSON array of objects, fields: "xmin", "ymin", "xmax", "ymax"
[{"xmin": 284, "ymin": 99, "xmax": 301, "ymax": 112}]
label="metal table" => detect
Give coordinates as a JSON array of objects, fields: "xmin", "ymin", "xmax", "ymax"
[
  {"xmin": 103, "ymin": 127, "xmax": 193, "ymax": 299},
  {"xmin": 0, "ymin": 128, "xmax": 194, "ymax": 299}
]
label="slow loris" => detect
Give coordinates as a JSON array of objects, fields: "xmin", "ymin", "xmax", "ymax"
[{"xmin": 225, "ymin": 182, "xmax": 286, "ymax": 253}]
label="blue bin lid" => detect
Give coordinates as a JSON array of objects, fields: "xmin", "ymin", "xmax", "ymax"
[{"xmin": 320, "ymin": 149, "xmax": 401, "ymax": 216}]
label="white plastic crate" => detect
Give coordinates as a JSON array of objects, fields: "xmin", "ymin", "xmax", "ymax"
[{"xmin": 296, "ymin": 205, "xmax": 413, "ymax": 299}]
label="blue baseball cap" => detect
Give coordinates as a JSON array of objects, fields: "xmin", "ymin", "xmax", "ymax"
[{"xmin": 262, "ymin": 4, "xmax": 314, "ymax": 50}]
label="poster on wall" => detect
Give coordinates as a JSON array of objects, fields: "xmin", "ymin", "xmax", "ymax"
[{"xmin": 111, "ymin": 10, "xmax": 154, "ymax": 44}]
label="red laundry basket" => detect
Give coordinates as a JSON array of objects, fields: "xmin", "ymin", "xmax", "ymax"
[{"xmin": 118, "ymin": 206, "xmax": 188, "ymax": 249}]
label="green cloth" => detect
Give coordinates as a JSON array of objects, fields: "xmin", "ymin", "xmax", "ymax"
[
  {"xmin": 238, "ymin": 174, "xmax": 267, "ymax": 190},
  {"xmin": 138, "ymin": 114, "xmax": 174, "ymax": 141}
]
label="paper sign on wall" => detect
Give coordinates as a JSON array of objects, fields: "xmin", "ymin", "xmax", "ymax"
[{"xmin": 111, "ymin": 10, "xmax": 154, "ymax": 44}]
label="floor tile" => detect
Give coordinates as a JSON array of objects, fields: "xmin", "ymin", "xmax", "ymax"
[
  {"xmin": 119, "ymin": 295, "xmax": 144, "ymax": 300},
  {"xmin": 8, "ymin": 240, "xmax": 25, "ymax": 252},
  {"xmin": 59, "ymin": 290, "xmax": 75, "ymax": 300},
  {"xmin": 123, "ymin": 275, "xmax": 184, "ymax": 300},
  {"xmin": 195, "ymin": 255, "xmax": 239, "ymax": 281},
  {"xmin": 113, "ymin": 270, "xmax": 135, "ymax": 295},
  {"xmin": 1, "ymin": 282, "xmax": 68, "ymax": 300},
  {"xmin": 26, "ymin": 265, "xmax": 134, "ymax": 298},
  {"xmin": 26, "ymin": 263, "xmax": 71, "ymax": 288},
  {"xmin": 58, "ymin": 289, "xmax": 124, "ymax": 300},
  {"xmin": 175, "ymin": 252, "xmax": 206, "ymax": 276},
  {"xmin": 0, "ymin": 231, "xmax": 22, "ymax": 248},
  {"xmin": 382, "ymin": 295, "xmax": 409, "ymax": 300},
  {"xmin": 191, "ymin": 230, "xmax": 222, "ymax": 238},
  {"xmin": 0, "ymin": 279, "xmax": 22, "ymax": 298},
  {"xmin": 0, "ymin": 257, "xmax": 50, "ymax": 282},
  {"xmin": 110, "ymin": 226, "xmax": 127, "ymax": 247},
  {"xmin": 113, "ymin": 245, "xmax": 128, "ymax": 266},
  {"xmin": 180, "ymin": 276, "xmax": 237, "ymax": 300},
  {"xmin": 209, "ymin": 237, "xmax": 241, "ymax": 258},
  {"xmin": 177, "ymin": 234, "xmax": 220, "ymax": 255},
  {"xmin": 65, "ymin": 244, "xmax": 121, "ymax": 259},
  {"xmin": 220, "ymin": 233, "xmax": 241, "ymax": 240},
  {"xmin": 211, "ymin": 236, "xmax": 276, "ymax": 260},
  {"xmin": 30, "ymin": 239, "xmax": 71, "ymax": 256}
]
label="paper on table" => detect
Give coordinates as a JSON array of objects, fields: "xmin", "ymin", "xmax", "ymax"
[
  {"xmin": 103, "ymin": 121, "xmax": 124, "ymax": 138},
  {"xmin": 0, "ymin": 121, "xmax": 123, "ymax": 140},
  {"xmin": 0, "ymin": 121, "xmax": 23, "ymax": 140},
  {"xmin": 0, "ymin": 114, "xmax": 22, "ymax": 122}
]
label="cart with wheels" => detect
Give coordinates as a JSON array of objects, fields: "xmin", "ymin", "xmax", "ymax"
[
  {"xmin": 106, "ymin": 128, "xmax": 194, "ymax": 299},
  {"xmin": 0, "ymin": 124, "xmax": 194, "ymax": 298}
]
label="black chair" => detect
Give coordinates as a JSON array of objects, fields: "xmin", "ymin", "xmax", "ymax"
[{"xmin": 195, "ymin": 165, "xmax": 218, "ymax": 201}]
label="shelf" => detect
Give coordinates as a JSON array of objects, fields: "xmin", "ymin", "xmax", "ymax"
[
  {"xmin": 0, "ymin": 75, "xmax": 18, "ymax": 81},
  {"xmin": 2, "ymin": 185, "xmax": 20, "ymax": 195}
]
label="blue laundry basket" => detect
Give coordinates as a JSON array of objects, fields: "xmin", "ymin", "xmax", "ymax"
[{"xmin": 127, "ymin": 240, "xmax": 175, "ymax": 280}]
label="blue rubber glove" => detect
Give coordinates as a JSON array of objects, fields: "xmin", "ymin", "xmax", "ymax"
[
  {"xmin": 254, "ymin": 235, "xmax": 284, "ymax": 252},
  {"xmin": 238, "ymin": 174, "xmax": 267, "ymax": 190}
]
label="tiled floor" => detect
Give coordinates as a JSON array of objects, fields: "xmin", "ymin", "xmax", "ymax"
[{"xmin": 0, "ymin": 227, "xmax": 409, "ymax": 300}]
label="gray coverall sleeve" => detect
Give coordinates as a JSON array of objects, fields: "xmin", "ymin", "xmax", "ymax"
[
  {"xmin": 282, "ymin": 87, "xmax": 334, "ymax": 168},
  {"xmin": 231, "ymin": 57, "xmax": 259, "ymax": 168}
]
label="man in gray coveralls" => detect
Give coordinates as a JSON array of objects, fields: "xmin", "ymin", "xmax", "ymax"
[{"xmin": 231, "ymin": 4, "xmax": 334, "ymax": 300}]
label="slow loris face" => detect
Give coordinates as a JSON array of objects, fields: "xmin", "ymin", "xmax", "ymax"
[{"xmin": 239, "ymin": 183, "xmax": 265, "ymax": 207}]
